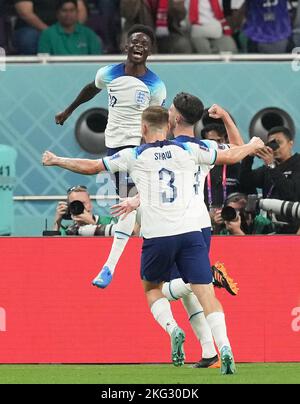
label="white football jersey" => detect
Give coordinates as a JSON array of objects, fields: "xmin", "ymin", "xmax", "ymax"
[
  {"xmin": 102, "ymin": 140, "xmax": 217, "ymax": 238},
  {"xmin": 174, "ymin": 137, "xmax": 230, "ymax": 230},
  {"xmin": 95, "ymin": 63, "xmax": 166, "ymax": 149}
]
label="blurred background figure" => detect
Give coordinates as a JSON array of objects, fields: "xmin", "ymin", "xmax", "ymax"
[
  {"xmin": 0, "ymin": 0, "xmax": 6, "ymax": 49},
  {"xmin": 186, "ymin": 0, "xmax": 238, "ymax": 54},
  {"xmin": 38, "ymin": 0, "xmax": 102, "ymax": 55},
  {"xmin": 293, "ymin": 0, "xmax": 300, "ymax": 47},
  {"xmin": 97, "ymin": 0, "xmax": 121, "ymax": 54},
  {"xmin": 242, "ymin": 0, "xmax": 292, "ymax": 53},
  {"xmin": 13, "ymin": 0, "xmax": 87, "ymax": 55},
  {"xmin": 0, "ymin": 145, "xmax": 17, "ymax": 236},
  {"xmin": 239, "ymin": 126, "xmax": 300, "ymax": 234},
  {"xmin": 201, "ymin": 122, "xmax": 241, "ymax": 230},
  {"xmin": 215, "ymin": 193, "xmax": 274, "ymax": 235},
  {"xmin": 53, "ymin": 185, "xmax": 117, "ymax": 235},
  {"xmin": 121, "ymin": 0, "xmax": 192, "ymax": 53}
]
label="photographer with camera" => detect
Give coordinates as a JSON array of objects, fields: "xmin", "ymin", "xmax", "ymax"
[
  {"xmin": 53, "ymin": 185, "xmax": 117, "ymax": 235},
  {"xmin": 240, "ymin": 126, "xmax": 300, "ymax": 234},
  {"xmin": 53, "ymin": 185, "xmax": 137, "ymax": 278},
  {"xmin": 216, "ymin": 193, "xmax": 274, "ymax": 236}
]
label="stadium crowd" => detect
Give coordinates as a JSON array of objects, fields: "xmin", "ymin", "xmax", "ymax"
[{"xmin": 0, "ymin": 0, "xmax": 300, "ymax": 55}]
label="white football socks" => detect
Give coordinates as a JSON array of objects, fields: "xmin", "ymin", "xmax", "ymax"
[
  {"xmin": 151, "ymin": 298, "xmax": 178, "ymax": 336},
  {"xmin": 182, "ymin": 293, "xmax": 217, "ymax": 359},
  {"xmin": 162, "ymin": 278, "xmax": 192, "ymax": 301},
  {"xmin": 206, "ymin": 312, "xmax": 231, "ymax": 352},
  {"xmin": 103, "ymin": 211, "xmax": 137, "ymax": 275}
]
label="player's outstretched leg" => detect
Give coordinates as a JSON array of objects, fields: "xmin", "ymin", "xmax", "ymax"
[
  {"xmin": 92, "ymin": 211, "xmax": 137, "ymax": 289},
  {"xmin": 150, "ymin": 296, "xmax": 186, "ymax": 367},
  {"xmin": 191, "ymin": 284, "xmax": 236, "ymax": 375}
]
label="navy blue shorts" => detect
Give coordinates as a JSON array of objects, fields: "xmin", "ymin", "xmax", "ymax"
[
  {"xmin": 141, "ymin": 231, "xmax": 212, "ymax": 285},
  {"xmin": 168, "ymin": 227, "xmax": 212, "ymax": 282}
]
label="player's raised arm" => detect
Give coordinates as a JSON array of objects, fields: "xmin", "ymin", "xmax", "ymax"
[
  {"xmin": 208, "ymin": 104, "xmax": 244, "ymax": 146},
  {"xmin": 42, "ymin": 151, "xmax": 105, "ymax": 175},
  {"xmin": 55, "ymin": 81, "xmax": 101, "ymax": 125},
  {"xmin": 215, "ymin": 137, "xmax": 264, "ymax": 165}
]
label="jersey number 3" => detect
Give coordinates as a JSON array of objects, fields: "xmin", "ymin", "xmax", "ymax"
[{"xmin": 159, "ymin": 168, "xmax": 177, "ymax": 203}]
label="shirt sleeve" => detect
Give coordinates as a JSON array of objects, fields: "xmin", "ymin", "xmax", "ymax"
[
  {"xmin": 187, "ymin": 142, "xmax": 217, "ymax": 166},
  {"xmin": 95, "ymin": 65, "xmax": 111, "ymax": 90},
  {"xmin": 149, "ymin": 80, "xmax": 167, "ymax": 107},
  {"xmin": 102, "ymin": 148, "xmax": 136, "ymax": 174}
]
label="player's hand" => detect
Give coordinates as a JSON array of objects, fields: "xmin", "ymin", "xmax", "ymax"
[
  {"xmin": 42, "ymin": 151, "xmax": 58, "ymax": 166},
  {"xmin": 255, "ymin": 146, "xmax": 275, "ymax": 166},
  {"xmin": 55, "ymin": 110, "xmax": 72, "ymax": 126},
  {"xmin": 111, "ymin": 196, "xmax": 140, "ymax": 219},
  {"xmin": 208, "ymin": 104, "xmax": 227, "ymax": 120},
  {"xmin": 249, "ymin": 136, "xmax": 264, "ymax": 152}
]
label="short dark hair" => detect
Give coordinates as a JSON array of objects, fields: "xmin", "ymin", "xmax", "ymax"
[
  {"xmin": 224, "ymin": 192, "xmax": 248, "ymax": 207},
  {"xmin": 127, "ymin": 24, "xmax": 155, "ymax": 45},
  {"xmin": 142, "ymin": 106, "xmax": 169, "ymax": 128},
  {"xmin": 267, "ymin": 126, "xmax": 294, "ymax": 141},
  {"xmin": 173, "ymin": 92, "xmax": 204, "ymax": 125},
  {"xmin": 201, "ymin": 123, "xmax": 227, "ymax": 139},
  {"xmin": 56, "ymin": 0, "xmax": 78, "ymax": 10}
]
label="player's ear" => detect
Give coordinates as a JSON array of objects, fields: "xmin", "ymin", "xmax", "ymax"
[
  {"xmin": 124, "ymin": 43, "xmax": 129, "ymax": 54},
  {"xmin": 175, "ymin": 114, "xmax": 181, "ymax": 125},
  {"xmin": 141, "ymin": 122, "xmax": 148, "ymax": 137}
]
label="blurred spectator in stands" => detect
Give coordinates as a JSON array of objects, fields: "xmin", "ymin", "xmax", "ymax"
[
  {"xmin": 97, "ymin": 0, "xmax": 121, "ymax": 54},
  {"xmin": 214, "ymin": 192, "xmax": 274, "ymax": 235},
  {"xmin": 223, "ymin": 0, "xmax": 248, "ymax": 52},
  {"xmin": 186, "ymin": 0, "xmax": 237, "ymax": 54},
  {"xmin": 242, "ymin": 0, "xmax": 292, "ymax": 53},
  {"xmin": 293, "ymin": 0, "xmax": 300, "ymax": 46},
  {"xmin": 240, "ymin": 126, "xmax": 300, "ymax": 234},
  {"xmin": 0, "ymin": 0, "xmax": 6, "ymax": 49},
  {"xmin": 201, "ymin": 123, "xmax": 241, "ymax": 227},
  {"xmin": 53, "ymin": 185, "xmax": 117, "ymax": 236},
  {"xmin": 121, "ymin": 0, "xmax": 192, "ymax": 53},
  {"xmin": 13, "ymin": 0, "xmax": 87, "ymax": 55},
  {"xmin": 38, "ymin": 0, "xmax": 102, "ymax": 55}
]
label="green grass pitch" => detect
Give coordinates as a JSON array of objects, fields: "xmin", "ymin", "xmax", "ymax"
[{"xmin": 0, "ymin": 363, "xmax": 300, "ymax": 384}]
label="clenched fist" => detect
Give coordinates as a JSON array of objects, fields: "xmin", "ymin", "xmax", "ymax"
[
  {"xmin": 55, "ymin": 110, "xmax": 71, "ymax": 126},
  {"xmin": 208, "ymin": 104, "xmax": 227, "ymax": 120},
  {"xmin": 42, "ymin": 151, "xmax": 58, "ymax": 166}
]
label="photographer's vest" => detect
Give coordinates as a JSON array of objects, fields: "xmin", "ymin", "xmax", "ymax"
[{"xmin": 0, "ymin": 145, "xmax": 17, "ymax": 235}]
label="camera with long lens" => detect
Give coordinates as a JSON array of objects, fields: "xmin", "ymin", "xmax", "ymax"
[
  {"xmin": 62, "ymin": 200, "xmax": 85, "ymax": 220},
  {"xmin": 245, "ymin": 195, "xmax": 300, "ymax": 221},
  {"xmin": 221, "ymin": 206, "xmax": 239, "ymax": 222}
]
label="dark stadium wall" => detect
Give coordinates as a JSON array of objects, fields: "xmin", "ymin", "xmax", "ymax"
[
  {"xmin": 0, "ymin": 62, "xmax": 299, "ymax": 236},
  {"xmin": 0, "ymin": 236, "xmax": 299, "ymax": 363}
]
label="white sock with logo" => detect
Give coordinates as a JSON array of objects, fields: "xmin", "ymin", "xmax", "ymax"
[
  {"xmin": 151, "ymin": 298, "xmax": 178, "ymax": 336},
  {"xmin": 206, "ymin": 312, "xmax": 231, "ymax": 352},
  {"xmin": 182, "ymin": 293, "xmax": 217, "ymax": 359},
  {"xmin": 104, "ymin": 211, "xmax": 136, "ymax": 275}
]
